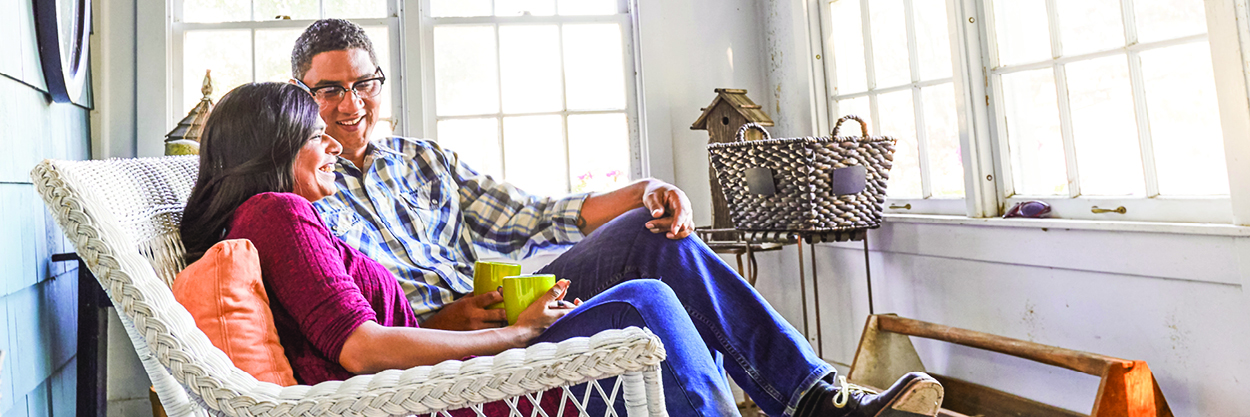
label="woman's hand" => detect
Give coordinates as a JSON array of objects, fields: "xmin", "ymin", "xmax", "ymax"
[{"xmin": 512, "ymin": 279, "xmax": 581, "ymax": 344}]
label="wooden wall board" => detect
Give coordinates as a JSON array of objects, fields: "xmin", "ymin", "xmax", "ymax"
[
  {"xmin": 0, "ymin": 0, "xmax": 19, "ymax": 78},
  {"xmin": 0, "ymin": 296, "xmax": 12, "ymax": 414},
  {"xmin": 0, "ymin": 18, "xmax": 91, "ymax": 412},
  {"xmin": 4, "ymin": 391, "xmax": 26, "ymax": 417},
  {"xmin": 49, "ymin": 360, "xmax": 74, "ymax": 417}
]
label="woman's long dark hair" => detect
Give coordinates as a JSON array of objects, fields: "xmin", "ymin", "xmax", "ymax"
[{"xmin": 180, "ymin": 82, "xmax": 322, "ymax": 263}]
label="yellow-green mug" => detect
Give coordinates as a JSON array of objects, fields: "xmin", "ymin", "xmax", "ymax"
[
  {"xmin": 473, "ymin": 261, "xmax": 522, "ymax": 310},
  {"xmin": 502, "ymin": 274, "xmax": 559, "ymax": 325}
]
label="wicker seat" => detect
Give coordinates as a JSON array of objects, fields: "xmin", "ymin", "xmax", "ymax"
[{"xmin": 31, "ymin": 155, "xmax": 667, "ymax": 417}]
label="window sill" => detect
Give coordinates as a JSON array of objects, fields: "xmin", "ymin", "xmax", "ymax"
[{"xmin": 883, "ymin": 213, "xmax": 1250, "ymax": 237}]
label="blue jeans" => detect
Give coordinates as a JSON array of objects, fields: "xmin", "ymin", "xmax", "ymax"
[{"xmin": 535, "ymin": 208, "xmax": 833, "ymax": 417}]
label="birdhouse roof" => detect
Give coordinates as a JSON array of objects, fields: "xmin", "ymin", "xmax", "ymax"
[
  {"xmin": 690, "ymin": 88, "xmax": 775, "ymax": 130},
  {"xmin": 165, "ymin": 99, "xmax": 213, "ymax": 143},
  {"xmin": 166, "ymin": 70, "xmax": 215, "ymax": 143}
]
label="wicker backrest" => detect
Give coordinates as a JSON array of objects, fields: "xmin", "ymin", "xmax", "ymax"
[{"xmin": 31, "ymin": 156, "xmax": 668, "ymax": 417}]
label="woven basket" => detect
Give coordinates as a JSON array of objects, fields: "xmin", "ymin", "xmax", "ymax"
[{"xmin": 707, "ymin": 115, "xmax": 897, "ymax": 233}]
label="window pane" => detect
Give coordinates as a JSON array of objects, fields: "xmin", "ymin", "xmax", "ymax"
[
  {"xmin": 831, "ymin": 0, "xmax": 867, "ymax": 94},
  {"xmin": 431, "ymin": 0, "xmax": 492, "ymax": 17},
  {"xmin": 568, "ymin": 113, "xmax": 630, "ymax": 192},
  {"xmin": 870, "ymin": 0, "xmax": 910, "ymax": 88},
  {"xmin": 1002, "ymin": 69, "xmax": 1067, "ymax": 195},
  {"xmin": 503, "ymin": 115, "xmax": 567, "ymax": 196},
  {"xmin": 922, "ymin": 84, "xmax": 964, "ymax": 197},
  {"xmin": 183, "ymin": 0, "xmax": 249, "ymax": 23},
  {"xmin": 255, "ymin": 0, "xmax": 317, "ymax": 21},
  {"xmin": 183, "ymin": 30, "xmax": 252, "ymax": 112},
  {"xmin": 434, "ymin": 25, "xmax": 500, "ymax": 116},
  {"xmin": 496, "ymin": 0, "xmax": 555, "ymax": 16},
  {"xmin": 558, "ymin": 0, "xmax": 616, "ymax": 16},
  {"xmin": 1065, "ymin": 56, "xmax": 1144, "ymax": 196},
  {"xmin": 993, "ymin": 0, "xmax": 1051, "ymax": 66},
  {"xmin": 324, "ymin": 0, "xmax": 387, "ymax": 19},
  {"xmin": 499, "ymin": 25, "xmax": 563, "ymax": 114},
  {"xmin": 1135, "ymin": 0, "xmax": 1206, "ymax": 43},
  {"xmin": 438, "ymin": 118, "xmax": 502, "ymax": 178},
  {"xmin": 1141, "ymin": 42, "xmax": 1228, "ymax": 196},
  {"xmin": 563, "ymin": 24, "xmax": 626, "ymax": 111},
  {"xmin": 877, "ymin": 91, "xmax": 921, "ymax": 198},
  {"xmin": 1056, "ymin": 0, "xmax": 1123, "ymax": 56},
  {"xmin": 836, "ymin": 96, "xmax": 872, "ymax": 132},
  {"xmin": 913, "ymin": 0, "xmax": 952, "ymax": 81},
  {"xmin": 255, "ymin": 29, "xmax": 302, "ymax": 83}
]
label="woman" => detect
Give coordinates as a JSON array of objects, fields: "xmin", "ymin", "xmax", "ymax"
[{"xmin": 180, "ymin": 82, "xmax": 938, "ymax": 417}]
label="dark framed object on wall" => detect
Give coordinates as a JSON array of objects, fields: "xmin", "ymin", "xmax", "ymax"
[{"xmin": 33, "ymin": 0, "xmax": 92, "ymax": 103}]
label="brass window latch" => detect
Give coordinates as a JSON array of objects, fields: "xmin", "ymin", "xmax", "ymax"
[
  {"xmin": 889, "ymin": 203, "xmax": 912, "ymax": 210},
  {"xmin": 1091, "ymin": 206, "xmax": 1126, "ymax": 214}
]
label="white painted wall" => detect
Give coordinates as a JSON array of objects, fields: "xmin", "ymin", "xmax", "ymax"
[{"xmin": 634, "ymin": 0, "xmax": 768, "ymax": 228}]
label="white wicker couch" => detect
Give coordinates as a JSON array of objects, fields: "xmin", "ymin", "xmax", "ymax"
[{"xmin": 31, "ymin": 156, "xmax": 667, "ymax": 417}]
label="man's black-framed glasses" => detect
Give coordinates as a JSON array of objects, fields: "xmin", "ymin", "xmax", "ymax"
[{"xmin": 295, "ymin": 67, "xmax": 386, "ymax": 106}]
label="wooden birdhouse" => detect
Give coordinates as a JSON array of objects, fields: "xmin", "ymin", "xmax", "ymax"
[{"xmin": 692, "ymin": 89, "xmax": 774, "ymax": 238}]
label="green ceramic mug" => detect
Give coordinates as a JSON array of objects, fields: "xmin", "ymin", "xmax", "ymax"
[
  {"xmin": 473, "ymin": 261, "xmax": 522, "ymax": 310},
  {"xmin": 502, "ymin": 274, "xmax": 559, "ymax": 325}
]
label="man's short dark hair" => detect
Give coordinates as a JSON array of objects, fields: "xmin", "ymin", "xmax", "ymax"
[{"xmin": 291, "ymin": 19, "xmax": 378, "ymax": 81}]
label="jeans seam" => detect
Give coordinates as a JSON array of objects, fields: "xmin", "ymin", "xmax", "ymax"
[
  {"xmin": 684, "ymin": 306, "xmax": 788, "ymax": 405},
  {"xmin": 785, "ymin": 365, "xmax": 836, "ymax": 417},
  {"xmin": 606, "ymin": 300, "xmax": 704, "ymax": 416},
  {"xmin": 593, "ymin": 266, "xmax": 637, "ymax": 295}
]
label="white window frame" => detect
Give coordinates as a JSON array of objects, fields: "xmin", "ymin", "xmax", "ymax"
[
  {"xmin": 815, "ymin": 0, "xmax": 969, "ymax": 217},
  {"xmin": 811, "ymin": 0, "xmax": 1250, "ymax": 224},
  {"xmin": 167, "ymin": 0, "xmax": 405, "ymax": 135},
  {"xmin": 412, "ymin": 0, "xmax": 647, "ymax": 189}
]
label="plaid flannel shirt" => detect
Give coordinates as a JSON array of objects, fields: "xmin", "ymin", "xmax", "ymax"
[{"xmin": 312, "ymin": 137, "xmax": 589, "ymax": 319}]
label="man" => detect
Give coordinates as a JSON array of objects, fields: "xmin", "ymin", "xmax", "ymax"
[{"xmin": 289, "ymin": 18, "xmax": 942, "ymax": 417}]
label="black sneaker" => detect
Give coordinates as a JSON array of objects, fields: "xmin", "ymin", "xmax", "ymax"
[{"xmin": 827, "ymin": 372, "xmax": 944, "ymax": 417}]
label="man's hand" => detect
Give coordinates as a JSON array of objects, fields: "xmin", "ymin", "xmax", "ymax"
[
  {"xmin": 641, "ymin": 181, "xmax": 694, "ymax": 240},
  {"xmin": 421, "ymin": 291, "xmax": 508, "ymax": 331}
]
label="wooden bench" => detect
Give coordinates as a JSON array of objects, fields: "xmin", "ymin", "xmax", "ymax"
[{"xmin": 848, "ymin": 314, "xmax": 1172, "ymax": 417}]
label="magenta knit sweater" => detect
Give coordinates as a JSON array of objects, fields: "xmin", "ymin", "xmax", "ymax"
[
  {"xmin": 224, "ymin": 193, "xmax": 571, "ymax": 416},
  {"xmin": 226, "ymin": 192, "xmax": 418, "ymax": 385}
]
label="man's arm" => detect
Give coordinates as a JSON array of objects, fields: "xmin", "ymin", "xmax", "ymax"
[{"xmin": 578, "ymin": 179, "xmax": 695, "ymax": 239}]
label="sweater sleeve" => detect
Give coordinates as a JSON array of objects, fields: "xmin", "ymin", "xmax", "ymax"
[{"xmin": 229, "ymin": 192, "xmax": 376, "ymax": 363}]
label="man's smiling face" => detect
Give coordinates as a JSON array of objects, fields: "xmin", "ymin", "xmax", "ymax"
[{"xmin": 299, "ymin": 48, "xmax": 380, "ymax": 154}]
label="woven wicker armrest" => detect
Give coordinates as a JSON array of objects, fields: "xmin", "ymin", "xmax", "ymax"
[
  {"xmin": 31, "ymin": 157, "xmax": 668, "ymax": 417},
  {"xmin": 202, "ymin": 327, "xmax": 667, "ymax": 416}
]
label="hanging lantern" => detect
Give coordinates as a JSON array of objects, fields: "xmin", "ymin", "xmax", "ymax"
[{"xmin": 165, "ymin": 70, "xmax": 214, "ymax": 155}]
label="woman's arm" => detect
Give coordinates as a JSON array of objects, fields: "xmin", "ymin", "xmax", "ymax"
[{"xmin": 339, "ymin": 280, "xmax": 577, "ymax": 374}]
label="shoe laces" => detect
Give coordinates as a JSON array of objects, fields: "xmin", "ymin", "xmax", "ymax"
[{"xmin": 831, "ymin": 375, "xmax": 876, "ymax": 409}]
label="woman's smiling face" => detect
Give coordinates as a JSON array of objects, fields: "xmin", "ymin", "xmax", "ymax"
[{"xmin": 291, "ymin": 118, "xmax": 343, "ymax": 202}]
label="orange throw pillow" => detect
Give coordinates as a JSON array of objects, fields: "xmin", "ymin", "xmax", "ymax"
[{"xmin": 172, "ymin": 239, "xmax": 297, "ymax": 386}]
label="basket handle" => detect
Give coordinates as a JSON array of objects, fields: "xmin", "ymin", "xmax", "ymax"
[
  {"xmin": 735, "ymin": 123, "xmax": 772, "ymax": 142},
  {"xmin": 832, "ymin": 115, "xmax": 870, "ymax": 137}
]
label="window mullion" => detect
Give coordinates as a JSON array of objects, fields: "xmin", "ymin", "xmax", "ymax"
[
  {"xmin": 1121, "ymin": 0, "xmax": 1159, "ymax": 197},
  {"xmin": 861, "ymin": 0, "xmax": 877, "ymax": 92},
  {"xmin": 250, "ymin": 29, "xmax": 258, "ymax": 83},
  {"xmin": 902, "ymin": 0, "xmax": 933, "ymax": 198},
  {"xmin": 1045, "ymin": 0, "xmax": 1081, "ymax": 198},
  {"xmin": 493, "ymin": 23, "xmax": 507, "ymax": 178},
  {"xmin": 557, "ymin": 23, "xmax": 571, "ymax": 192}
]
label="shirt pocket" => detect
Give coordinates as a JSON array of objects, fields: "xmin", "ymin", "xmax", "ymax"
[
  {"xmin": 323, "ymin": 209, "xmax": 365, "ymax": 238},
  {"xmin": 400, "ymin": 180, "xmax": 454, "ymax": 237}
]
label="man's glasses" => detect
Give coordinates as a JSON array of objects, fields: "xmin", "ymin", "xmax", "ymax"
[{"xmin": 295, "ymin": 67, "xmax": 386, "ymax": 106}]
